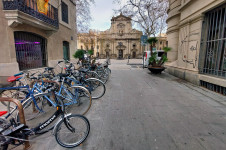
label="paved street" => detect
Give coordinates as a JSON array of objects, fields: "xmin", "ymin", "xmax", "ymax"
[{"xmin": 2, "ymin": 59, "xmax": 226, "ymax": 150}]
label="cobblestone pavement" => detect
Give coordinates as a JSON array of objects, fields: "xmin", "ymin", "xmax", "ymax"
[{"xmin": 1, "ymin": 59, "xmax": 226, "ymax": 150}]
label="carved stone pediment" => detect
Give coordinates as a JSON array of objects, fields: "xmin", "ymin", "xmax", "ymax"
[
  {"xmin": 117, "ymin": 17, "xmax": 126, "ymax": 21},
  {"xmin": 105, "ymin": 48, "xmax": 111, "ymax": 52},
  {"xmin": 116, "ymin": 45, "xmax": 126, "ymax": 49},
  {"xmin": 117, "ymin": 23, "xmax": 125, "ymax": 28},
  {"xmin": 111, "ymin": 13, "xmax": 131, "ymax": 21},
  {"xmin": 131, "ymin": 48, "xmax": 138, "ymax": 52}
]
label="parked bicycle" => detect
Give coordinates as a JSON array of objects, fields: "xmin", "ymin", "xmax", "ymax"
[{"xmin": 0, "ymin": 87, "xmax": 90, "ymax": 149}]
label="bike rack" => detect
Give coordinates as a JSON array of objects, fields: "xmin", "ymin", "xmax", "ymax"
[{"xmin": 0, "ymin": 97, "xmax": 31, "ymax": 150}]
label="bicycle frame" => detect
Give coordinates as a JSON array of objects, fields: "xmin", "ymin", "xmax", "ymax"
[
  {"xmin": 34, "ymin": 77, "xmax": 81, "ymax": 106},
  {"xmin": 56, "ymin": 77, "xmax": 80, "ymax": 106},
  {"xmin": 33, "ymin": 106, "xmax": 64, "ymax": 134},
  {"xmin": 0, "ymin": 85, "xmax": 43, "ymax": 119}
]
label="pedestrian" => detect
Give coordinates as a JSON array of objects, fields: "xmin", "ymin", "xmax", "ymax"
[{"xmin": 128, "ymin": 55, "xmax": 130, "ymax": 64}]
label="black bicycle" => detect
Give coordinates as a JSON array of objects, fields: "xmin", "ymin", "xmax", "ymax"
[{"xmin": 0, "ymin": 89, "xmax": 90, "ymax": 149}]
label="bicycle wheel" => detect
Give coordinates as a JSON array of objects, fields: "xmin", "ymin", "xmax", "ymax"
[
  {"xmin": 17, "ymin": 93, "xmax": 58, "ymax": 134},
  {"xmin": 0, "ymin": 90, "xmax": 27, "ymax": 113},
  {"xmin": 105, "ymin": 67, "xmax": 111, "ymax": 75},
  {"xmin": 0, "ymin": 90, "xmax": 19, "ymax": 106},
  {"xmin": 84, "ymin": 78, "xmax": 105, "ymax": 99},
  {"xmin": 62, "ymin": 86, "xmax": 92, "ymax": 115},
  {"xmin": 0, "ymin": 118, "xmax": 8, "ymax": 150},
  {"xmin": 96, "ymin": 68, "xmax": 109, "ymax": 84},
  {"xmin": 54, "ymin": 114, "xmax": 90, "ymax": 148},
  {"xmin": 86, "ymin": 71, "xmax": 100, "ymax": 79}
]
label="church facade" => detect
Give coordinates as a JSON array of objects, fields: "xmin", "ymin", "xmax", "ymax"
[{"xmin": 77, "ymin": 13, "xmax": 143, "ymax": 59}]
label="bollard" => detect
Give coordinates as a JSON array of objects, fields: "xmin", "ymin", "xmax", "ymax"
[{"xmin": 0, "ymin": 97, "xmax": 31, "ymax": 150}]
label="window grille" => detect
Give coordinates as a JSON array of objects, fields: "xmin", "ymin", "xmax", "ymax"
[
  {"xmin": 199, "ymin": 4, "xmax": 226, "ymax": 78},
  {"xmin": 14, "ymin": 31, "xmax": 47, "ymax": 70}
]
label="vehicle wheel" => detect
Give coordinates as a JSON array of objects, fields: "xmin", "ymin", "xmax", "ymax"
[
  {"xmin": 0, "ymin": 90, "xmax": 27, "ymax": 115},
  {"xmin": 84, "ymin": 78, "xmax": 106, "ymax": 99},
  {"xmin": 96, "ymin": 68, "xmax": 109, "ymax": 84},
  {"xmin": 0, "ymin": 118, "xmax": 9, "ymax": 150},
  {"xmin": 86, "ymin": 71, "xmax": 100, "ymax": 79},
  {"xmin": 54, "ymin": 114, "xmax": 90, "ymax": 148},
  {"xmin": 62, "ymin": 86, "xmax": 92, "ymax": 115},
  {"xmin": 17, "ymin": 93, "xmax": 58, "ymax": 134}
]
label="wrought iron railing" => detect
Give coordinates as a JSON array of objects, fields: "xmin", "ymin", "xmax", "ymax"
[{"xmin": 2, "ymin": 0, "xmax": 59, "ymax": 28}]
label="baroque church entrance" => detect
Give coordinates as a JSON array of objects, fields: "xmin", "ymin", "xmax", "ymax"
[
  {"xmin": 132, "ymin": 52, "xmax": 136, "ymax": 58},
  {"xmin": 118, "ymin": 50, "xmax": 123, "ymax": 59}
]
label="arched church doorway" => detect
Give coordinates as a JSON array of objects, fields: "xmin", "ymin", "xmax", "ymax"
[
  {"xmin": 118, "ymin": 50, "xmax": 123, "ymax": 59},
  {"xmin": 132, "ymin": 52, "xmax": 136, "ymax": 58}
]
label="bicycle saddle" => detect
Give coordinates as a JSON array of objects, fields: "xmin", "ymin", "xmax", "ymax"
[
  {"xmin": 0, "ymin": 111, "xmax": 7, "ymax": 117},
  {"xmin": 7, "ymin": 76, "xmax": 21, "ymax": 82}
]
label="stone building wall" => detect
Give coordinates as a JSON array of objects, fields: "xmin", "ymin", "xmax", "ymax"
[
  {"xmin": 166, "ymin": 0, "xmax": 226, "ymax": 89},
  {"xmin": 0, "ymin": 0, "xmax": 77, "ymax": 78}
]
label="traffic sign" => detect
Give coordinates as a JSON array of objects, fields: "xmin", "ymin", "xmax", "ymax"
[{"xmin": 141, "ymin": 35, "xmax": 148, "ymax": 45}]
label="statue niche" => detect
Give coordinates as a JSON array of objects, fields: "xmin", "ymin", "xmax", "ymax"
[{"xmin": 117, "ymin": 23, "xmax": 125, "ymax": 36}]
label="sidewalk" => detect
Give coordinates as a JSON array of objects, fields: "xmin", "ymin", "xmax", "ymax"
[{"xmin": 1, "ymin": 59, "xmax": 226, "ymax": 150}]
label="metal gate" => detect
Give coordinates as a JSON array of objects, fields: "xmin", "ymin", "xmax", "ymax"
[
  {"xmin": 14, "ymin": 32, "xmax": 47, "ymax": 70},
  {"xmin": 199, "ymin": 4, "xmax": 226, "ymax": 78}
]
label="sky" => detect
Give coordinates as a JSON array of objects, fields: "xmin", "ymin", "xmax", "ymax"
[{"xmin": 90, "ymin": 0, "xmax": 120, "ymax": 31}]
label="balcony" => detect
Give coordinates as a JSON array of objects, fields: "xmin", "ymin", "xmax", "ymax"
[{"xmin": 2, "ymin": 0, "xmax": 59, "ymax": 31}]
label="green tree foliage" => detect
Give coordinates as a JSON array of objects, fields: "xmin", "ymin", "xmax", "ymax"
[
  {"xmin": 149, "ymin": 47, "xmax": 171, "ymax": 67},
  {"xmin": 147, "ymin": 37, "xmax": 158, "ymax": 46},
  {"xmin": 147, "ymin": 37, "xmax": 158, "ymax": 54},
  {"xmin": 87, "ymin": 50, "xmax": 94, "ymax": 56},
  {"xmin": 73, "ymin": 49, "xmax": 85, "ymax": 59}
]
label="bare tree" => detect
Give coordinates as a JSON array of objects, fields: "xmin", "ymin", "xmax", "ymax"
[
  {"xmin": 114, "ymin": 0, "xmax": 168, "ymax": 37},
  {"xmin": 75, "ymin": 0, "xmax": 95, "ymax": 33}
]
